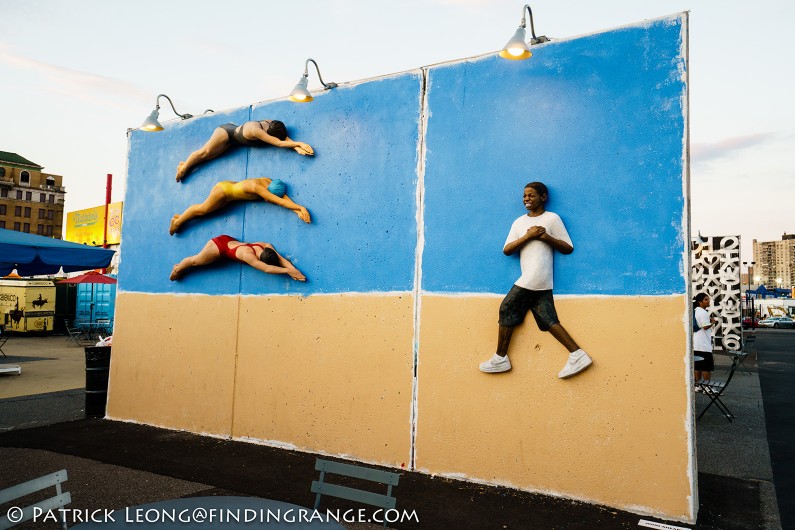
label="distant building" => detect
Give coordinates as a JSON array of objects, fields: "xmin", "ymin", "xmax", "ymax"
[
  {"xmin": 0, "ymin": 151, "xmax": 66, "ymax": 237},
  {"xmin": 753, "ymin": 234, "xmax": 795, "ymax": 289}
]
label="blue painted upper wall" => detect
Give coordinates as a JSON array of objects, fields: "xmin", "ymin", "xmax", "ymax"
[
  {"xmin": 120, "ymin": 15, "xmax": 687, "ymax": 298},
  {"xmin": 422, "ymin": 16, "xmax": 687, "ymax": 295},
  {"xmin": 121, "ymin": 74, "xmax": 422, "ymax": 295}
]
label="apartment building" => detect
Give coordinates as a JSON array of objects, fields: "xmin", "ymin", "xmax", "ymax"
[
  {"xmin": 0, "ymin": 151, "xmax": 66, "ymax": 238},
  {"xmin": 753, "ymin": 234, "xmax": 795, "ymax": 289}
]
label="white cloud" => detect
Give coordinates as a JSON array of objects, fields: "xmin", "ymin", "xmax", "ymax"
[
  {"xmin": 691, "ymin": 132, "xmax": 776, "ymax": 165},
  {"xmin": 0, "ymin": 42, "xmax": 150, "ymax": 108}
]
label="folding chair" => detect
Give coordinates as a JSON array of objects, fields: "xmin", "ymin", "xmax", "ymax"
[
  {"xmin": 0, "ymin": 469, "xmax": 71, "ymax": 529},
  {"xmin": 697, "ymin": 351, "xmax": 747, "ymax": 422},
  {"xmin": 64, "ymin": 320, "xmax": 88, "ymax": 346},
  {"xmin": 719, "ymin": 335, "xmax": 756, "ymax": 375},
  {"xmin": 311, "ymin": 458, "xmax": 400, "ymax": 528}
]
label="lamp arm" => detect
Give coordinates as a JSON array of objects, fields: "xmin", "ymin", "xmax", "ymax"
[
  {"xmin": 156, "ymin": 94, "xmax": 194, "ymax": 120},
  {"xmin": 305, "ymin": 59, "xmax": 338, "ymax": 90},
  {"xmin": 521, "ymin": 4, "xmax": 549, "ymax": 44}
]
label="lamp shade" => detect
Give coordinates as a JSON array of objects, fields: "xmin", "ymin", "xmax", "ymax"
[
  {"xmin": 499, "ymin": 27, "xmax": 532, "ymax": 60},
  {"xmin": 289, "ymin": 76, "xmax": 313, "ymax": 103},
  {"xmin": 140, "ymin": 109, "xmax": 164, "ymax": 131}
]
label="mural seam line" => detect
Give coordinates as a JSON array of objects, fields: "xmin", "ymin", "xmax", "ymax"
[
  {"xmin": 230, "ymin": 105, "xmax": 254, "ymax": 436},
  {"xmin": 410, "ymin": 67, "xmax": 429, "ymax": 471}
]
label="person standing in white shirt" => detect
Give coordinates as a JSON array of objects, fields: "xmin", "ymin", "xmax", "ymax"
[
  {"xmin": 693, "ymin": 293, "xmax": 717, "ymax": 383},
  {"xmin": 479, "ymin": 182, "xmax": 593, "ymax": 379}
]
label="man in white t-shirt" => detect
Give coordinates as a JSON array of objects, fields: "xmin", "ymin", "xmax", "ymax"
[
  {"xmin": 479, "ymin": 182, "xmax": 593, "ymax": 379},
  {"xmin": 693, "ymin": 293, "xmax": 716, "ymax": 383}
]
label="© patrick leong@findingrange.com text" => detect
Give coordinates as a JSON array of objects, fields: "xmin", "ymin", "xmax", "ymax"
[{"xmin": 5, "ymin": 506, "xmax": 420, "ymax": 525}]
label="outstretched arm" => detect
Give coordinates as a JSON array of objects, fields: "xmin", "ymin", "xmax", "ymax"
[
  {"xmin": 284, "ymin": 135, "xmax": 314, "ymax": 156},
  {"xmin": 240, "ymin": 250, "xmax": 306, "ymax": 281},
  {"xmin": 250, "ymin": 183, "xmax": 311, "ymax": 223},
  {"xmin": 272, "ymin": 250, "xmax": 306, "ymax": 281},
  {"xmin": 244, "ymin": 125, "xmax": 314, "ymax": 155}
]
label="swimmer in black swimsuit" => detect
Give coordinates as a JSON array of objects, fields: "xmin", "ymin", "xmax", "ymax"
[{"xmin": 175, "ymin": 119, "xmax": 314, "ymax": 182}]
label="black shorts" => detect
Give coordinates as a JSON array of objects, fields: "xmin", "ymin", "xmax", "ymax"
[
  {"xmin": 498, "ymin": 285, "xmax": 560, "ymax": 331},
  {"xmin": 694, "ymin": 351, "xmax": 714, "ymax": 372}
]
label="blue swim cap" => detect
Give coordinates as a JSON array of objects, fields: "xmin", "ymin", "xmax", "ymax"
[{"xmin": 267, "ymin": 179, "xmax": 286, "ymax": 197}]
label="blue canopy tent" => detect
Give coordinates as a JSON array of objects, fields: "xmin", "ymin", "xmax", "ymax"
[{"xmin": 0, "ymin": 228, "xmax": 115, "ymax": 276}]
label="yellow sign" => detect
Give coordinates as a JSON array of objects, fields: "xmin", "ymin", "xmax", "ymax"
[{"xmin": 65, "ymin": 202, "xmax": 123, "ymax": 246}]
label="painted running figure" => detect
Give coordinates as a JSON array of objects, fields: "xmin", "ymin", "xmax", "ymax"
[
  {"xmin": 175, "ymin": 119, "xmax": 313, "ymax": 182},
  {"xmin": 479, "ymin": 181, "xmax": 594, "ymax": 379},
  {"xmin": 170, "ymin": 235, "xmax": 306, "ymax": 281},
  {"xmin": 169, "ymin": 177, "xmax": 310, "ymax": 235}
]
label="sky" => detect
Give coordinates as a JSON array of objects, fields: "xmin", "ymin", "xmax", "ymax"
[{"xmin": 1, "ymin": 0, "xmax": 793, "ymax": 264}]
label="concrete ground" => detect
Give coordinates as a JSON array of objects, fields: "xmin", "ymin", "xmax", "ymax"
[
  {"xmin": 1, "ymin": 332, "xmax": 791, "ymax": 529},
  {"xmin": 693, "ymin": 348, "xmax": 781, "ymax": 529},
  {"xmin": 0, "ymin": 335, "xmax": 86, "ymax": 399}
]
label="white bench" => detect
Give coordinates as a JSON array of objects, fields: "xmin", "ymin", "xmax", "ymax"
[{"xmin": 0, "ymin": 364, "xmax": 21, "ymax": 376}]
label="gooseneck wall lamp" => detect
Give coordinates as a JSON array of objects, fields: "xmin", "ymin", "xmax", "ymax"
[
  {"xmin": 499, "ymin": 4, "xmax": 549, "ymax": 60},
  {"xmin": 289, "ymin": 58, "xmax": 338, "ymax": 103},
  {"xmin": 140, "ymin": 94, "xmax": 214, "ymax": 132}
]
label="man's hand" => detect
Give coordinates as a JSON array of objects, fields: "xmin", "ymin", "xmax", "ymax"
[
  {"xmin": 525, "ymin": 226, "xmax": 546, "ymax": 240},
  {"xmin": 504, "ymin": 225, "xmax": 548, "ymax": 255}
]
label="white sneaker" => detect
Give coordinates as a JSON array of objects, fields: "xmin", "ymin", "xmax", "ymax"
[
  {"xmin": 479, "ymin": 353, "xmax": 511, "ymax": 373},
  {"xmin": 558, "ymin": 350, "xmax": 593, "ymax": 379}
]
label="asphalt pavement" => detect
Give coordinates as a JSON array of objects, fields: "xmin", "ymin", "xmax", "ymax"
[
  {"xmin": 757, "ymin": 331, "xmax": 795, "ymax": 529},
  {"xmin": 1, "ymin": 331, "xmax": 792, "ymax": 529}
]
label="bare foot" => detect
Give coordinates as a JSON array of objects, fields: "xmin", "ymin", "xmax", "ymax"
[
  {"xmin": 176, "ymin": 162, "xmax": 188, "ymax": 182},
  {"xmin": 169, "ymin": 265, "xmax": 182, "ymax": 281},
  {"xmin": 169, "ymin": 215, "xmax": 180, "ymax": 236},
  {"xmin": 296, "ymin": 207, "xmax": 311, "ymax": 223}
]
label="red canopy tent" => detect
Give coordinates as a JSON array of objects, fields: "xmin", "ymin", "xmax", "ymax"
[{"xmin": 58, "ymin": 271, "xmax": 117, "ymax": 285}]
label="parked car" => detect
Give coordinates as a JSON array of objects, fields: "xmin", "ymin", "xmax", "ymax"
[
  {"xmin": 742, "ymin": 317, "xmax": 758, "ymax": 329},
  {"xmin": 757, "ymin": 317, "xmax": 795, "ymax": 329}
]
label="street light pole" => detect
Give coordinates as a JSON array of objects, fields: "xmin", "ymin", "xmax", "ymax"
[{"xmin": 743, "ymin": 261, "xmax": 756, "ymax": 328}]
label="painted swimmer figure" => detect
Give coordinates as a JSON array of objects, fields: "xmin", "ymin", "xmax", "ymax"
[
  {"xmin": 169, "ymin": 177, "xmax": 310, "ymax": 235},
  {"xmin": 175, "ymin": 120, "xmax": 313, "ymax": 182},
  {"xmin": 169, "ymin": 235, "xmax": 306, "ymax": 281}
]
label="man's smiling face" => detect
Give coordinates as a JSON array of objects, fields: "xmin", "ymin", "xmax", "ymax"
[{"xmin": 523, "ymin": 186, "xmax": 547, "ymax": 212}]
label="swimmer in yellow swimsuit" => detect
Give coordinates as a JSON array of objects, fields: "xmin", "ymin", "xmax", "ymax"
[{"xmin": 169, "ymin": 177, "xmax": 310, "ymax": 235}]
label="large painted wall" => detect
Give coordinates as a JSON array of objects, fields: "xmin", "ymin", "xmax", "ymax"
[{"xmin": 108, "ymin": 13, "xmax": 694, "ymax": 522}]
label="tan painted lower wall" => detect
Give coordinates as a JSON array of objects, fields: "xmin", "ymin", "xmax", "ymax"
[
  {"xmin": 107, "ymin": 292, "xmax": 415, "ymax": 466},
  {"xmin": 415, "ymin": 294, "xmax": 692, "ymax": 519},
  {"xmin": 107, "ymin": 291, "xmax": 693, "ymax": 520},
  {"xmin": 232, "ymin": 295, "xmax": 414, "ymax": 465},
  {"xmin": 106, "ymin": 293, "xmax": 240, "ymax": 435}
]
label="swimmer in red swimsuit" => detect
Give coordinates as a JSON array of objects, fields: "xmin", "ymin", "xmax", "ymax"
[
  {"xmin": 175, "ymin": 119, "xmax": 313, "ymax": 182},
  {"xmin": 169, "ymin": 235, "xmax": 306, "ymax": 282}
]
